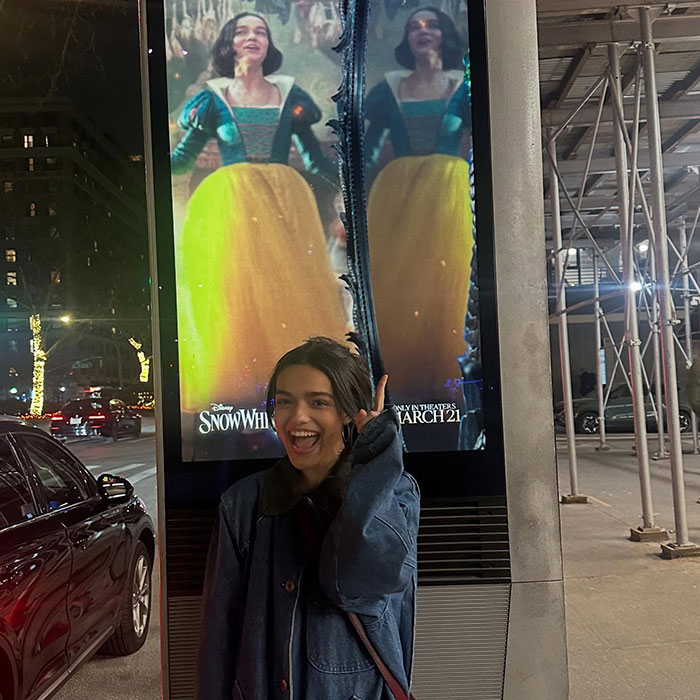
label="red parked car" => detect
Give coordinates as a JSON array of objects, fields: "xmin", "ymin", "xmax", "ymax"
[
  {"xmin": 50, "ymin": 398, "xmax": 142, "ymax": 441},
  {"xmin": 0, "ymin": 421, "xmax": 155, "ymax": 700}
]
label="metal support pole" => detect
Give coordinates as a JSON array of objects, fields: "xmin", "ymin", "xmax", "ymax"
[
  {"xmin": 608, "ymin": 43, "xmax": 666, "ymax": 541},
  {"xmin": 680, "ymin": 219, "xmax": 699, "ymax": 454},
  {"xmin": 649, "ymin": 248, "xmax": 669, "ymax": 459},
  {"xmin": 640, "ymin": 7, "xmax": 700, "ymax": 557},
  {"xmin": 547, "ymin": 129, "xmax": 586, "ymax": 504},
  {"xmin": 593, "ymin": 251, "xmax": 609, "ymax": 451}
]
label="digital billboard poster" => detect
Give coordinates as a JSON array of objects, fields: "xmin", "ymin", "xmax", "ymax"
[{"xmin": 163, "ymin": 0, "xmax": 482, "ymax": 461}]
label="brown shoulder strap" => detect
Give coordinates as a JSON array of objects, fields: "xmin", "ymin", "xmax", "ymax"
[{"xmin": 346, "ymin": 612, "xmax": 416, "ymax": 700}]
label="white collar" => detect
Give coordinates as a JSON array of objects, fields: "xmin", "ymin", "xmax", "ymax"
[
  {"xmin": 384, "ymin": 69, "xmax": 464, "ymax": 105},
  {"xmin": 206, "ymin": 75, "xmax": 295, "ymax": 116}
]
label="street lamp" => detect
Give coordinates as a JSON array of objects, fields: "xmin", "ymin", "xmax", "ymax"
[{"xmin": 60, "ymin": 315, "xmax": 72, "ymax": 324}]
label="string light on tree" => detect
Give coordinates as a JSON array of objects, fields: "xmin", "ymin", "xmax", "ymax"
[
  {"xmin": 29, "ymin": 314, "xmax": 46, "ymax": 416},
  {"xmin": 128, "ymin": 337, "xmax": 151, "ymax": 383}
]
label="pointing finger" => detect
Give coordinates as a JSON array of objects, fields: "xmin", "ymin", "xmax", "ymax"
[{"xmin": 374, "ymin": 374, "xmax": 388, "ymax": 414}]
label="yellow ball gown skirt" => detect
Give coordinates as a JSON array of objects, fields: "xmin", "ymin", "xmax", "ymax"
[
  {"xmin": 176, "ymin": 162, "xmax": 349, "ymax": 415},
  {"xmin": 368, "ymin": 153, "xmax": 474, "ymax": 404}
]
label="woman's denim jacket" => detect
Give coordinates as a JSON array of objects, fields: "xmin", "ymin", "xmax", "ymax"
[{"xmin": 196, "ymin": 409, "xmax": 420, "ymax": 700}]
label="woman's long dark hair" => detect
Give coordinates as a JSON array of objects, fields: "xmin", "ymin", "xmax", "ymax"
[
  {"xmin": 394, "ymin": 6, "xmax": 464, "ymax": 70},
  {"xmin": 212, "ymin": 12, "xmax": 283, "ymax": 77},
  {"xmin": 266, "ymin": 337, "xmax": 373, "ymax": 428}
]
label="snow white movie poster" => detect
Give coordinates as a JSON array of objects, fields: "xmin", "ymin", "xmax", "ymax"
[{"xmin": 163, "ymin": 0, "xmax": 483, "ymax": 461}]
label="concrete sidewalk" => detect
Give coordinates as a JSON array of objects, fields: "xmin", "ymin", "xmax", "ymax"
[{"xmin": 557, "ymin": 436, "xmax": 700, "ymax": 700}]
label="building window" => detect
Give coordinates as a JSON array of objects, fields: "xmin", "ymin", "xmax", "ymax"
[
  {"xmin": 7, "ymin": 271, "xmax": 17, "ymax": 286},
  {"xmin": 3, "ymin": 181, "xmax": 12, "ymax": 195},
  {"xmin": 6, "ymin": 318, "xmax": 25, "ymax": 332},
  {"xmin": 48, "ymin": 180, "xmax": 60, "ymax": 193},
  {"xmin": 49, "ymin": 225, "xmax": 59, "ymax": 239},
  {"xmin": 1, "ymin": 134, "xmax": 13, "ymax": 147},
  {"xmin": 23, "ymin": 134, "xmax": 34, "ymax": 149},
  {"xmin": 86, "ymin": 256, "xmax": 91, "ymax": 267},
  {"xmin": 93, "ymin": 240, "xmax": 98, "ymax": 252},
  {"xmin": 50, "ymin": 270, "xmax": 61, "ymax": 284},
  {"xmin": 8, "ymin": 340, "xmax": 18, "ymax": 353},
  {"xmin": 28, "ymin": 202, "xmax": 36, "ymax": 217},
  {"xmin": 5, "ymin": 249, "xmax": 16, "ymax": 263},
  {"xmin": 48, "ymin": 202, "xmax": 57, "ymax": 217},
  {"xmin": 27, "ymin": 157, "xmax": 35, "ymax": 172},
  {"xmin": 44, "ymin": 134, "xmax": 50, "ymax": 147},
  {"xmin": 46, "ymin": 156, "xmax": 61, "ymax": 170},
  {"xmin": 4, "ymin": 226, "xmax": 14, "ymax": 240},
  {"xmin": 84, "ymin": 213, "xmax": 89, "ymax": 224},
  {"xmin": 6, "ymin": 298, "xmax": 17, "ymax": 308}
]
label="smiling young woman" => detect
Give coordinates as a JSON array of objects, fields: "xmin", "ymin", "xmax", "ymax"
[{"xmin": 196, "ymin": 337, "xmax": 420, "ymax": 700}]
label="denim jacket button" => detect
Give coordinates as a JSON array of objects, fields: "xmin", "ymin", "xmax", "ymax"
[
  {"xmin": 280, "ymin": 678, "xmax": 288, "ymax": 692},
  {"xmin": 283, "ymin": 579, "xmax": 296, "ymax": 593}
]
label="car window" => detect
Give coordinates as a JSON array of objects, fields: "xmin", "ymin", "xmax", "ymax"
[
  {"xmin": 609, "ymin": 385, "xmax": 631, "ymax": 400},
  {"xmin": 63, "ymin": 400, "xmax": 105, "ymax": 413},
  {"xmin": 0, "ymin": 436, "xmax": 37, "ymax": 528},
  {"xmin": 16, "ymin": 435, "xmax": 91, "ymax": 511}
]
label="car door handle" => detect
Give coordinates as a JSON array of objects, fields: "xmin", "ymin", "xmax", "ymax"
[{"xmin": 70, "ymin": 535, "xmax": 91, "ymax": 551}]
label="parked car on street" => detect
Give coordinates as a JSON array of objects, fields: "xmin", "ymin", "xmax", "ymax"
[
  {"xmin": 0, "ymin": 421, "xmax": 155, "ymax": 700},
  {"xmin": 50, "ymin": 398, "xmax": 142, "ymax": 441},
  {"xmin": 554, "ymin": 384, "xmax": 695, "ymax": 434}
]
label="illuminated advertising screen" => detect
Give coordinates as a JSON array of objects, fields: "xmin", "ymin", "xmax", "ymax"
[
  {"xmin": 364, "ymin": 1, "xmax": 482, "ymax": 453},
  {"xmin": 161, "ymin": 0, "xmax": 483, "ymax": 461}
]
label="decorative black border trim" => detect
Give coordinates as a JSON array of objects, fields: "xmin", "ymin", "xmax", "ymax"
[{"xmin": 330, "ymin": 0, "xmax": 385, "ymax": 383}]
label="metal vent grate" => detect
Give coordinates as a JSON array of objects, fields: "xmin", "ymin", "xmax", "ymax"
[
  {"xmin": 165, "ymin": 508, "xmax": 217, "ymax": 596},
  {"xmin": 411, "ymin": 584, "xmax": 510, "ymax": 700},
  {"xmin": 417, "ymin": 497, "xmax": 511, "ymax": 585},
  {"xmin": 168, "ymin": 596, "xmax": 204, "ymax": 700}
]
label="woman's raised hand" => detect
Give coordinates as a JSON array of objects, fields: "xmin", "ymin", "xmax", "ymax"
[{"xmin": 353, "ymin": 374, "xmax": 388, "ymax": 434}]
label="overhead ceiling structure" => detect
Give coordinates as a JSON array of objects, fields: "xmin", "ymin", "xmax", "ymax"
[
  {"xmin": 537, "ymin": 1, "xmax": 700, "ymax": 245},
  {"xmin": 537, "ymin": 2, "xmax": 700, "ymax": 559}
]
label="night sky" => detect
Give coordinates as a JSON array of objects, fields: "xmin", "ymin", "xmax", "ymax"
[{"xmin": 0, "ymin": 0, "xmax": 145, "ymax": 153}]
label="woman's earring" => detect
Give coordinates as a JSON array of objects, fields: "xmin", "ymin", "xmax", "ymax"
[{"xmin": 342, "ymin": 422, "xmax": 354, "ymax": 446}]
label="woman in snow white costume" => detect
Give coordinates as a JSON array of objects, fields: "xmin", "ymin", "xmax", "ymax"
[
  {"xmin": 365, "ymin": 7, "xmax": 473, "ymax": 406},
  {"xmin": 171, "ymin": 13, "xmax": 348, "ymax": 431}
]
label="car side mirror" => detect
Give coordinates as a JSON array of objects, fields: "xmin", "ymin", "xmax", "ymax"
[{"xmin": 97, "ymin": 473, "xmax": 135, "ymax": 503}]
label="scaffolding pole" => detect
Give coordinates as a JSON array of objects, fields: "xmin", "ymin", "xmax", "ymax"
[
  {"xmin": 639, "ymin": 7, "xmax": 700, "ymax": 557},
  {"xmin": 679, "ymin": 219, "xmax": 699, "ymax": 454},
  {"xmin": 649, "ymin": 247, "xmax": 669, "ymax": 459},
  {"xmin": 547, "ymin": 129, "xmax": 587, "ymax": 504},
  {"xmin": 593, "ymin": 251, "xmax": 609, "ymax": 451},
  {"xmin": 608, "ymin": 43, "xmax": 666, "ymax": 541}
]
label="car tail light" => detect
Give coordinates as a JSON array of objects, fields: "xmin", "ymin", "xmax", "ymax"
[
  {"xmin": 51, "ymin": 416, "xmax": 65, "ymax": 421},
  {"xmin": 88, "ymin": 414, "xmax": 107, "ymax": 420}
]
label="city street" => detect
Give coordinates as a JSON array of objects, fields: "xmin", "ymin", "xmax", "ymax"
[{"xmin": 52, "ymin": 417, "xmax": 161, "ymax": 700}]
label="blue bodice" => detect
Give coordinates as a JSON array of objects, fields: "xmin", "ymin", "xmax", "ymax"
[
  {"xmin": 171, "ymin": 76, "xmax": 336, "ymax": 182},
  {"xmin": 364, "ymin": 70, "xmax": 471, "ymax": 169}
]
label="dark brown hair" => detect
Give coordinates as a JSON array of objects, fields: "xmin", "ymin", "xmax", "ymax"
[
  {"xmin": 394, "ymin": 6, "xmax": 465, "ymax": 71},
  {"xmin": 266, "ymin": 337, "xmax": 372, "ymax": 425},
  {"xmin": 212, "ymin": 13, "xmax": 283, "ymax": 77}
]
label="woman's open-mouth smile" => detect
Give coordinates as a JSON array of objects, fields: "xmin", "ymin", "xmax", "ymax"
[{"xmin": 289, "ymin": 430, "xmax": 320, "ymax": 454}]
